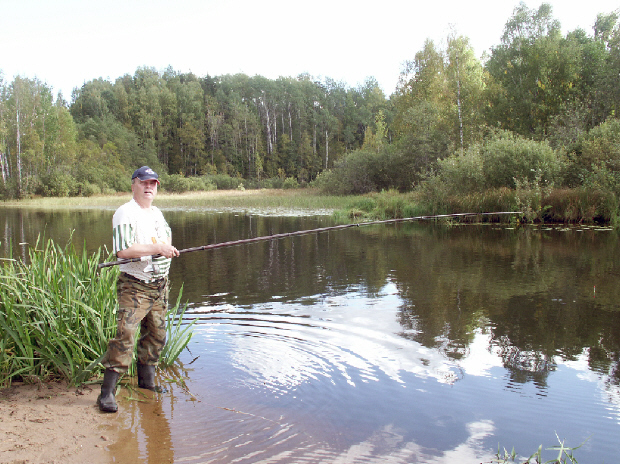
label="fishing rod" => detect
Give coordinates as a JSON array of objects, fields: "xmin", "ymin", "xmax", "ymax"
[{"xmin": 97, "ymin": 211, "xmax": 521, "ymax": 269}]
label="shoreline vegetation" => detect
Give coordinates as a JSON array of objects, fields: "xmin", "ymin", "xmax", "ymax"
[
  {"xmin": 0, "ymin": 234, "xmax": 194, "ymax": 390},
  {"xmin": 1, "ymin": 186, "xmax": 617, "ymax": 225}
]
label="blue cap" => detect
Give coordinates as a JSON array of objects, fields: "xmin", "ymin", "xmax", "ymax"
[{"xmin": 132, "ymin": 166, "xmax": 159, "ymax": 183}]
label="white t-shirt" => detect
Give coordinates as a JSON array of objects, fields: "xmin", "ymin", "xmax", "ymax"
[{"xmin": 112, "ymin": 198, "xmax": 172, "ymax": 282}]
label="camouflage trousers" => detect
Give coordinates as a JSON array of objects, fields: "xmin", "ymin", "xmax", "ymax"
[{"xmin": 101, "ymin": 272, "xmax": 168, "ymax": 374}]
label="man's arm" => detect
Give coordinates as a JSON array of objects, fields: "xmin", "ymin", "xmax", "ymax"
[{"xmin": 117, "ymin": 242, "xmax": 179, "ymax": 259}]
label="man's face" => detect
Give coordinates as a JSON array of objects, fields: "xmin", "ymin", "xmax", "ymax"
[{"xmin": 132, "ymin": 178, "xmax": 158, "ymax": 205}]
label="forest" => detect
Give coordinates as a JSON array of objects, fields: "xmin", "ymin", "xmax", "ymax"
[{"xmin": 2, "ymin": 3, "xmax": 620, "ymax": 221}]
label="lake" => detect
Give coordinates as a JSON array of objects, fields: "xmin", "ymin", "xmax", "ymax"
[{"xmin": 2, "ymin": 205, "xmax": 620, "ymax": 463}]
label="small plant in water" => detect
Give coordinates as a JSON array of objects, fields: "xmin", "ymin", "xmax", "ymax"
[{"xmin": 493, "ymin": 434, "xmax": 586, "ymax": 463}]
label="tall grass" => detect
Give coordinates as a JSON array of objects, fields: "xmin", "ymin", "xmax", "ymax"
[
  {"xmin": 0, "ymin": 188, "xmax": 358, "ymax": 213},
  {"xmin": 0, "ymin": 236, "xmax": 193, "ymax": 387},
  {"xmin": 160, "ymin": 284, "xmax": 196, "ymax": 368}
]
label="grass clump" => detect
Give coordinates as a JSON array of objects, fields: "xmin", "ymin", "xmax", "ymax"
[
  {"xmin": 0, "ymin": 236, "xmax": 193, "ymax": 387},
  {"xmin": 494, "ymin": 435, "xmax": 586, "ymax": 463}
]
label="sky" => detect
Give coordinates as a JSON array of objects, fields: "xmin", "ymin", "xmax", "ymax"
[{"xmin": 1, "ymin": 0, "xmax": 619, "ymax": 100}]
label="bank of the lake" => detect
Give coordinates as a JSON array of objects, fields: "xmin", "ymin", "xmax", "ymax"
[
  {"xmin": 0, "ymin": 188, "xmax": 354, "ymax": 213},
  {"xmin": 2, "ymin": 187, "xmax": 616, "ymax": 225},
  {"xmin": 0, "ymin": 380, "xmax": 117, "ymax": 464}
]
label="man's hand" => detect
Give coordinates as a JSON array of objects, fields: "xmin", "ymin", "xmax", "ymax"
[{"xmin": 156, "ymin": 243, "xmax": 180, "ymax": 259}]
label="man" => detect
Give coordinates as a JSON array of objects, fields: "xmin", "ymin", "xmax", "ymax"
[{"xmin": 98, "ymin": 166, "xmax": 180, "ymax": 413}]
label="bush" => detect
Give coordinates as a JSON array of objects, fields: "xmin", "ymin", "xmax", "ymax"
[
  {"xmin": 105, "ymin": 174, "xmax": 132, "ymax": 194},
  {"xmin": 313, "ymin": 142, "xmax": 433, "ymax": 195},
  {"xmin": 190, "ymin": 177, "xmax": 216, "ymax": 191},
  {"xmin": 161, "ymin": 174, "xmax": 191, "ymax": 193},
  {"xmin": 205, "ymin": 174, "xmax": 243, "ymax": 190},
  {"xmin": 282, "ymin": 177, "xmax": 299, "ymax": 189},
  {"xmin": 480, "ymin": 131, "xmax": 563, "ymax": 189},
  {"xmin": 566, "ymin": 119, "xmax": 620, "ymax": 188},
  {"xmin": 79, "ymin": 182, "xmax": 102, "ymax": 197},
  {"xmin": 435, "ymin": 147, "xmax": 485, "ymax": 195},
  {"xmin": 39, "ymin": 171, "xmax": 79, "ymax": 197},
  {"xmin": 575, "ymin": 119, "xmax": 620, "ymax": 169},
  {"xmin": 313, "ymin": 149, "xmax": 378, "ymax": 195},
  {"xmin": 430, "ymin": 131, "xmax": 564, "ymax": 197}
]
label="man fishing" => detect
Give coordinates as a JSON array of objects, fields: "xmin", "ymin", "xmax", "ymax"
[{"xmin": 97, "ymin": 166, "xmax": 180, "ymax": 413}]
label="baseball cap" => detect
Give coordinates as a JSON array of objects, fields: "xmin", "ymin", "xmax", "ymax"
[{"xmin": 132, "ymin": 166, "xmax": 160, "ymax": 184}]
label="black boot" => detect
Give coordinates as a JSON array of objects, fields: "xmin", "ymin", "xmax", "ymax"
[
  {"xmin": 137, "ymin": 363, "xmax": 165, "ymax": 392},
  {"xmin": 97, "ymin": 369, "xmax": 119, "ymax": 413}
]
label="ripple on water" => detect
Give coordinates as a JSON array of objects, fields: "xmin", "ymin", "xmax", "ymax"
[{"xmin": 166, "ymin": 288, "xmax": 465, "ymax": 462}]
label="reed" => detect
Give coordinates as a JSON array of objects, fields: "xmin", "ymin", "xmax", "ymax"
[
  {"xmin": 0, "ymin": 236, "xmax": 193, "ymax": 387},
  {"xmin": 159, "ymin": 284, "xmax": 196, "ymax": 368}
]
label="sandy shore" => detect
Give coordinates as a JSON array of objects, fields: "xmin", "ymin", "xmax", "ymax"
[{"xmin": 0, "ymin": 381, "xmax": 116, "ymax": 464}]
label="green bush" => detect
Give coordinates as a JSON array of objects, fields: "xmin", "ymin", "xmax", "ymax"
[
  {"xmin": 411, "ymin": 171, "xmax": 451, "ymax": 215},
  {"xmin": 205, "ymin": 174, "xmax": 243, "ymax": 190},
  {"xmin": 282, "ymin": 177, "xmax": 299, "ymax": 189},
  {"xmin": 574, "ymin": 119, "xmax": 620, "ymax": 171},
  {"xmin": 105, "ymin": 173, "xmax": 132, "ymax": 194},
  {"xmin": 435, "ymin": 147, "xmax": 485, "ymax": 195},
  {"xmin": 264, "ymin": 177, "xmax": 285, "ymax": 189},
  {"xmin": 161, "ymin": 174, "xmax": 191, "ymax": 193},
  {"xmin": 480, "ymin": 131, "xmax": 562, "ymax": 189},
  {"xmin": 191, "ymin": 176, "xmax": 216, "ymax": 191},
  {"xmin": 313, "ymin": 143, "xmax": 430, "ymax": 195},
  {"xmin": 313, "ymin": 149, "xmax": 379, "ymax": 195},
  {"xmin": 565, "ymin": 119, "xmax": 620, "ymax": 190},
  {"xmin": 79, "ymin": 181, "xmax": 102, "ymax": 197},
  {"xmin": 431, "ymin": 131, "xmax": 563, "ymax": 196},
  {"xmin": 39, "ymin": 171, "xmax": 79, "ymax": 197}
]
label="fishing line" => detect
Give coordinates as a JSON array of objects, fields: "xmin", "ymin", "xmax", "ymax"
[{"xmin": 98, "ymin": 211, "xmax": 521, "ymax": 269}]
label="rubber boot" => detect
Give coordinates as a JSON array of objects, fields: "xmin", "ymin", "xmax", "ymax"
[
  {"xmin": 97, "ymin": 369, "xmax": 119, "ymax": 413},
  {"xmin": 137, "ymin": 363, "xmax": 165, "ymax": 392}
]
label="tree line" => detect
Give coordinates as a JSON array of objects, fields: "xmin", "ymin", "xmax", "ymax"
[{"xmin": 1, "ymin": 3, "xmax": 620, "ymax": 213}]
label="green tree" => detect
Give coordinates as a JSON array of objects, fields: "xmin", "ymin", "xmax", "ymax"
[
  {"xmin": 594, "ymin": 12, "xmax": 620, "ymax": 121},
  {"xmin": 445, "ymin": 34, "xmax": 486, "ymax": 150},
  {"xmin": 485, "ymin": 2, "xmax": 582, "ymax": 138},
  {"xmin": 393, "ymin": 39, "xmax": 454, "ymax": 181}
]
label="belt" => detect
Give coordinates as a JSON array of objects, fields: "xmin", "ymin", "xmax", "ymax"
[{"xmin": 120, "ymin": 272, "xmax": 167, "ymax": 286}]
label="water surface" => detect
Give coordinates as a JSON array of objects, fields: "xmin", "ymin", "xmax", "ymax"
[{"xmin": 2, "ymin": 207, "xmax": 619, "ymax": 463}]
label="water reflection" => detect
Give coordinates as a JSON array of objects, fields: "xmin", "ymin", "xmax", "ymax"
[
  {"xmin": 220, "ymin": 283, "xmax": 458, "ymax": 392},
  {"xmin": 108, "ymin": 382, "xmax": 174, "ymax": 463}
]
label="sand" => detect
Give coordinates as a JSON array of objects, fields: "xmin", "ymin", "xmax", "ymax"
[{"xmin": 0, "ymin": 381, "xmax": 116, "ymax": 464}]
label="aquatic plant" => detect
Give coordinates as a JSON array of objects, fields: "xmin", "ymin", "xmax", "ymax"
[
  {"xmin": 159, "ymin": 285, "xmax": 196, "ymax": 367},
  {"xmin": 494, "ymin": 434, "xmax": 585, "ymax": 463},
  {"xmin": 0, "ymin": 236, "xmax": 193, "ymax": 387}
]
